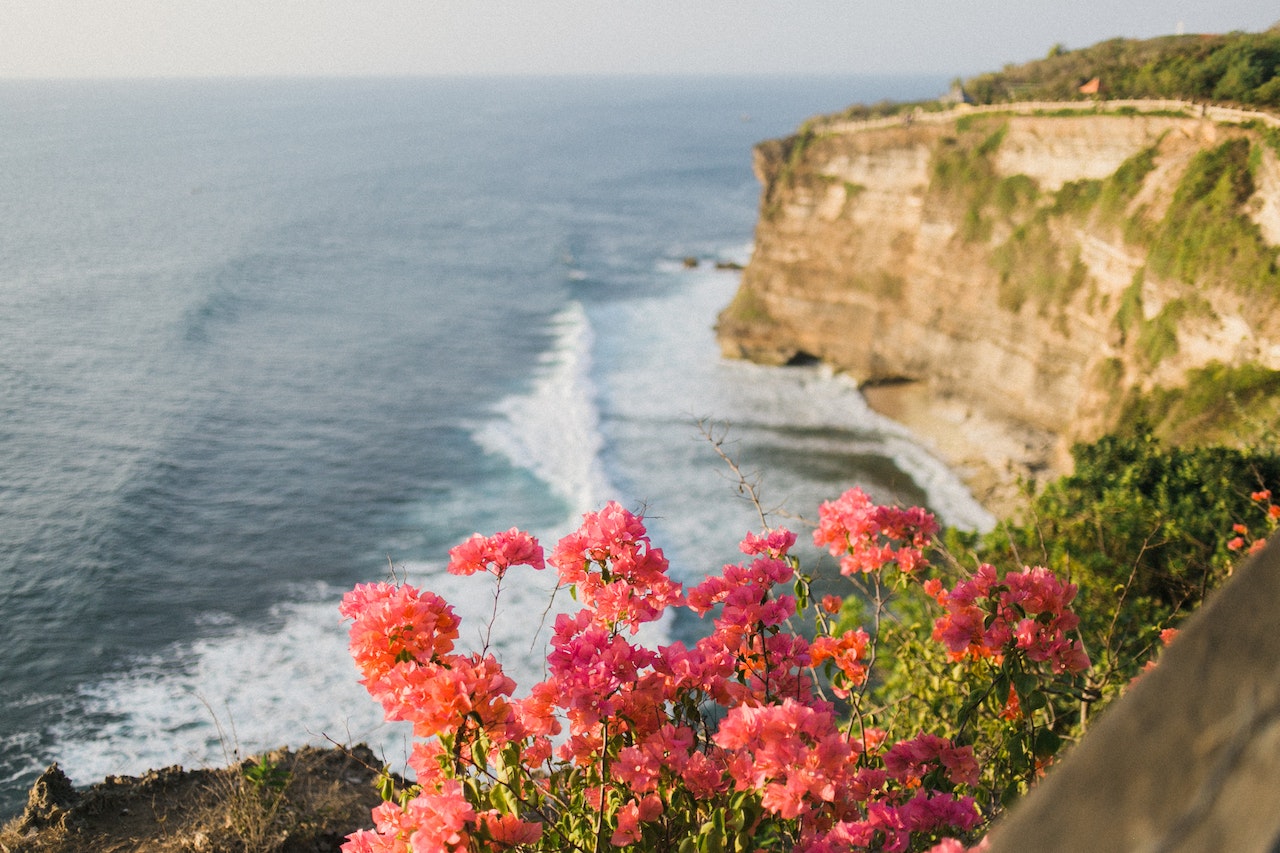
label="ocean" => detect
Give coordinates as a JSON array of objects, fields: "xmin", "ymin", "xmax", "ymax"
[{"xmin": 0, "ymin": 74, "xmax": 989, "ymax": 815}]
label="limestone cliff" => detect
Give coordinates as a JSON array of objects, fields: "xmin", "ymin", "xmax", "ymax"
[{"xmin": 717, "ymin": 101, "xmax": 1280, "ymax": 514}]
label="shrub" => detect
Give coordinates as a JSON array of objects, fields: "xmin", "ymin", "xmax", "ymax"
[
  {"xmin": 336, "ymin": 459, "xmax": 1259, "ymax": 852},
  {"xmin": 967, "ymin": 433, "xmax": 1280, "ymax": 709}
]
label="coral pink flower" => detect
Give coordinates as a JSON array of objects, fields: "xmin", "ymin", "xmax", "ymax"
[
  {"xmin": 680, "ymin": 749, "xmax": 730, "ymax": 799},
  {"xmin": 548, "ymin": 502, "xmax": 683, "ymax": 631},
  {"xmin": 883, "ymin": 732, "xmax": 979, "ymax": 787},
  {"xmin": 932, "ymin": 564, "xmax": 1089, "ymax": 675},
  {"xmin": 611, "ymin": 794, "xmax": 663, "ymax": 845},
  {"xmin": 740, "ymin": 528, "xmax": 799, "ymax": 557},
  {"xmin": 478, "ymin": 811, "xmax": 543, "ymax": 848},
  {"xmin": 813, "ymin": 487, "xmax": 938, "ymax": 576},
  {"xmin": 810, "ymin": 628, "xmax": 871, "ymax": 696},
  {"xmin": 404, "ymin": 779, "xmax": 476, "ymax": 853},
  {"xmin": 714, "ymin": 698, "xmax": 853, "ymax": 819},
  {"xmin": 341, "ymin": 583, "xmax": 461, "ymax": 684},
  {"xmin": 446, "ymin": 527, "xmax": 544, "ymax": 577}
]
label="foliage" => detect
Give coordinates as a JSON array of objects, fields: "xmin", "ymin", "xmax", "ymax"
[
  {"xmin": 1049, "ymin": 178, "xmax": 1101, "ymax": 217},
  {"xmin": 928, "ymin": 122, "xmax": 1026, "ymax": 242},
  {"xmin": 1096, "ymin": 144, "xmax": 1158, "ymax": 219},
  {"xmin": 719, "ymin": 284, "xmax": 773, "ymax": 325},
  {"xmin": 762, "ymin": 124, "xmax": 834, "ymax": 220},
  {"xmin": 958, "ymin": 28, "xmax": 1280, "ymax": 107},
  {"xmin": 1126, "ymin": 295, "xmax": 1213, "ymax": 368},
  {"xmin": 243, "ymin": 755, "xmax": 292, "ymax": 792},
  {"xmin": 963, "ymin": 434, "xmax": 1280, "ymax": 710},
  {"xmin": 991, "ymin": 214, "xmax": 1086, "ymax": 313},
  {"xmin": 1112, "ymin": 269, "xmax": 1146, "ymax": 339},
  {"xmin": 1118, "ymin": 361, "xmax": 1280, "ymax": 444},
  {"xmin": 1143, "ymin": 138, "xmax": 1280, "ymax": 295}
]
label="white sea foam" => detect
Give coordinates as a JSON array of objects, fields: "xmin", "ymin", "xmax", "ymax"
[
  {"xmin": 589, "ymin": 260, "xmax": 994, "ymax": 540},
  {"xmin": 47, "ymin": 297, "xmax": 663, "ymax": 788},
  {"xmin": 49, "ymin": 588, "xmax": 415, "ymax": 787},
  {"xmin": 473, "ymin": 300, "xmax": 611, "ymax": 520}
]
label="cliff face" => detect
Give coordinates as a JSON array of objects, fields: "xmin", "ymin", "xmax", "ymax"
[{"xmin": 718, "ymin": 103, "xmax": 1280, "ymax": 512}]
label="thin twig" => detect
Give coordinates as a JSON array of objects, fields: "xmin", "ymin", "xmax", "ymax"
[{"xmin": 698, "ymin": 419, "xmax": 771, "ymax": 531}]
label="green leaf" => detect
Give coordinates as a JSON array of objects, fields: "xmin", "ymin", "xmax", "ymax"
[
  {"xmin": 1012, "ymin": 670, "xmax": 1038, "ymax": 702},
  {"xmin": 1033, "ymin": 727, "xmax": 1063, "ymax": 759},
  {"xmin": 699, "ymin": 823, "xmax": 725, "ymax": 853},
  {"xmin": 794, "ymin": 578, "xmax": 810, "ymax": 612}
]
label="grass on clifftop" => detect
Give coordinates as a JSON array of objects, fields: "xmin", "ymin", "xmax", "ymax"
[
  {"xmin": 1118, "ymin": 361, "xmax": 1280, "ymax": 446},
  {"xmin": 961, "ymin": 25, "xmax": 1280, "ymax": 107}
]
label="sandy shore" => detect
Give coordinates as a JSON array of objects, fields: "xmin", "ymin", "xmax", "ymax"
[{"xmin": 861, "ymin": 381, "xmax": 1063, "ymax": 521}]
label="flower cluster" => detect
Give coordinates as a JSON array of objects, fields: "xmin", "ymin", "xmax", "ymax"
[
  {"xmin": 1227, "ymin": 489, "xmax": 1279, "ymax": 556},
  {"xmin": 340, "ymin": 487, "xmax": 1097, "ymax": 852},
  {"xmin": 548, "ymin": 501, "xmax": 683, "ymax": 632},
  {"xmin": 813, "ymin": 487, "xmax": 938, "ymax": 576},
  {"xmin": 446, "ymin": 528, "xmax": 544, "ymax": 578},
  {"xmin": 927, "ymin": 564, "xmax": 1090, "ymax": 675}
]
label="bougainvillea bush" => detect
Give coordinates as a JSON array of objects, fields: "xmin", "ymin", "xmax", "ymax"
[{"xmin": 337, "ymin": 479, "xmax": 1154, "ymax": 853}]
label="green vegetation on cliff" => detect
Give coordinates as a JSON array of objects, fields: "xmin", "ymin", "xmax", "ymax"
[
  {"xmin": 962, "ymin": 24, "xmax": 1280, "ymax": 106},
  {"xmin": 1144, "ymin": 138, "xmax": 1280, "ymax": 294},
  {"xmin": 1119, "ymin": 361, "xmax": 1280, "ymax": 445},
  {"xmin": 910, "ymin": 106, "xmax": 1280, "ymax": 446}
]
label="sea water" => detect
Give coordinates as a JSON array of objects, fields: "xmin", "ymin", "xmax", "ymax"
[{"xmin": 0, "ymin": 75, "xmax": 986, "ymax": 815}]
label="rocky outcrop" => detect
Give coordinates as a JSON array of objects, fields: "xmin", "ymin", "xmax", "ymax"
[
  {"xmin": 718, "ymin": 102, "xmax": 1280, "ymax": 513},
  {"xmin": 0, "ymin": 746, "xmax": 384, "ymax": 852}
]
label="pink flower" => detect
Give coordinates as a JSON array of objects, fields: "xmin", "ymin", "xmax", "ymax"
[
  {"xmin": 898, "ymin": 790, "xmax": 982, "ymax": 833},
  {"xmin": 404, "ymin": 780, "xmax": 476, "ymax": 853},
  {"xmin": 821, "ymin": 594, "xmax": 843, "ymax": 614},
  {"xmin": 883, "ymin": 733, "xmax": 980, "ymax": 787},
  {"xmin": 813, "ymin": 487, "xmax": 937, "ymax": 576},
  {"xmin": 362, "ymin": 648, "xmax": 517, "ymax": 747},
  {"xmin": 477, "ymin": 811, "xmax": 542, "ymax": 848},
  {"xmin": 714, "ymin": 699, "xmax": 853, "ymax": 819},
  {"xmin": 548, "ymin": 502, "xmax": 683, "ymax": 631},
  {"xmin": 611, "ymin": 794, "xmax": 663, "ymax": 845},
  {"xmin": 680, "ymin": 749, "xmax": 730, "ymax": 799},
  {"xmin": 931, "ymin": 564, "xmax": 1089, "ymax": 675},
  {"xmin": 740, "ymin": 528, "xmax": 799, "ymax": 556},
  {"xmin": 447, "ymin": 527, "xmax": 544, "ymax": 578},
  {"xmin": 611, "ymin": 801, "xmax": 643, "ymax": 846},
  {"xmin": 340, "ymin": 583, "xmax": 460, "ymax": 685}
]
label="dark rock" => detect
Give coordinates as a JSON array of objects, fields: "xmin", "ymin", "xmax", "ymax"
[{"xmin": 18, "ymin": 763, "xmax": 81, "ymax": 832}]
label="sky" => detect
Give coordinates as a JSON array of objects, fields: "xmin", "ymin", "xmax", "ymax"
[{"xmin": 1, "ymin": 1, "xmax": 1277, "ymax": 80}]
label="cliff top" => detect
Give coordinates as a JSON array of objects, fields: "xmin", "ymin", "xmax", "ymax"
[{"xmin": 831, "ymin": 25, "xmax": 1280, "ymax": 124}]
